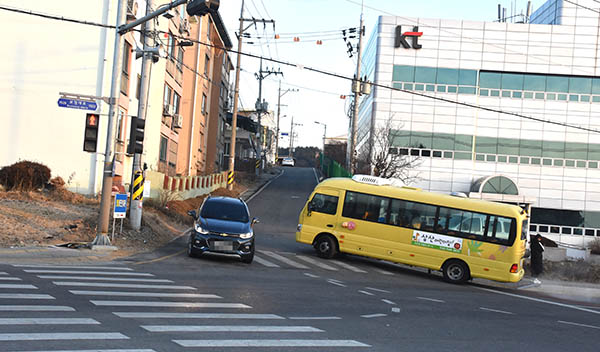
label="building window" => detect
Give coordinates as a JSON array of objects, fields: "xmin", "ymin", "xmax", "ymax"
[
  {"xmin": 116, "ymin": 108, "xmax": 125, "ymax": 142},
  {"xmin": 164, "ymin": 84, "xmax": 172, "ymax": 111},
  {"xmin": 204, "ymin": 54, "xmax": 210, "ymax": 76},
  {"xmin": 176, "ymin": 46, "xmax": 184, "ymax": 71},
  {"xmin": 207, "ymin": 17, "xmax": 212, "ymax": 41},
  {"xmin": 136, "ymin": 74, "xmax": 141, "ymax": 100},
  {"xmin": 159, "ymin": 136, "xmax": 168, "ymax": 161},
  {"xmin": 167, "ymin": 32, "xmax": 175, "ymax": 60},
  {"xmin": 202, "ymin": 93, "xmax": 207, "ymax": 115},
  {"xmin": 173, "ymin": 92, "xmax": 181, "ymax": 115},
  {"xmin": 121, "ymin": 42, "xmax": 131, "ymax": 95}
]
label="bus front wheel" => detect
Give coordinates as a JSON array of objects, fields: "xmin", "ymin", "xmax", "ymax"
[
  {"xmin": 314, "ymin": 235, "xmax": 338, "ymax": 259},
  {"xmin": 442, "ymin": 260, "xmax": 470, "ymax": 284}
]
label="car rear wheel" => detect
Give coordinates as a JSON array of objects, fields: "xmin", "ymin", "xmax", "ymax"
[
  {"xmin": 314, "ymin": 235, "xmax": 338, "ymax": 259},
  {"xmin": 442, "ymin": 259, "xmax": 469, "ymax": 284}
]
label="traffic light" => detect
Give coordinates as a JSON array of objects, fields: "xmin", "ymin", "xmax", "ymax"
[
  {"xmin": 187, "ymin": 0, "xmax": 219, "ymax": 17},
  {"xmin": 127, "ymin": 116, "xmax": 145, "ymax": 154},
  {"xmin": 83, "ymin": 113, "xmax": 99, "ymax": 153}
]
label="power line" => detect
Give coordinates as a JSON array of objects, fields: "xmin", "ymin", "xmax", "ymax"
[{"xmin": 0, "ymin": 4, "xmax": 116, "ymax": 29}]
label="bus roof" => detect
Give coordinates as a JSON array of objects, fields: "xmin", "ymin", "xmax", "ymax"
[{"xmin": 316, "ymin": 177, "xmax": 524, "ymax": 218}]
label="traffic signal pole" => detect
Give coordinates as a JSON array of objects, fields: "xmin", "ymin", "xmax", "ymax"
[
  {"xmin": 129, "ymin": 0, "xmax": 153, "ymax": 231},
  {"xmin": 93, "ymin": 0, "xmax": 127, "ymax": 247}
]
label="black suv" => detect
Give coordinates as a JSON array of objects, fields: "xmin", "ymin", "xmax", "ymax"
[{"xmin": 187, "ymin": 196, "xmax": 258, "ymax": 263}]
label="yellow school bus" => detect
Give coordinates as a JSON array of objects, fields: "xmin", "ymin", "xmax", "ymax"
[{"xmin": 296, "ymin": 175, "xmax": 528, "ymax": 283}]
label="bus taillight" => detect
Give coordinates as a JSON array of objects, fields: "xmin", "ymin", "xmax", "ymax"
[{"xmin": 509, "ymin": 264, "xmax": 519, "ymax": 273}]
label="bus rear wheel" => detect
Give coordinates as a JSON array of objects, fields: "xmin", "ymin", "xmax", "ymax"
[
  {"xmin": 442, "ymin": 260, "xmax": 470, "ymax": 284},
  {"xmin": 314, "ymin": 235, "xmax": 338, "ymax": 259}
]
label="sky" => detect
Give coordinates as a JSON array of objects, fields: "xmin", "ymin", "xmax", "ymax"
[{"xmin": 217, "ymin": 0, "xmax": 548, "ymax": 148}]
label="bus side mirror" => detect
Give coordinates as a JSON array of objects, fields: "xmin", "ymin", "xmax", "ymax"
[{"xmin": 307, "ymin": 202, "xmax": 314, "ymax": 217}]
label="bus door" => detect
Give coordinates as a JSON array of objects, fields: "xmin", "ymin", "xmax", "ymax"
[{"xmin": 303, "ymin": 190, "xmax": 341, "ymax": 240}]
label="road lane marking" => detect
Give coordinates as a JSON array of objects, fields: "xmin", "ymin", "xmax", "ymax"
[
  {"xmin": 14, "ymin": 264, "xmax": 133, "ymax": 271},
  {"xmin": 0, "ymin": 294, "xmax": 53, "ymax": 300},
  {"xmin": 0, "ymin": 284, "xmax": 37, "ymax": 289},
  {"xmin": 253, "ymin": 255, "xmax": 280, "ymax": 267},
  {"xmin": 25, "ymin": 270, "xmax": 153, "ymax": 276},
  {"xmin": 391, "ymin": 307, "xmax": 401, "ymax": 313},
  {"xmin": 133, "ymin": 249, "xmax": 187, "ymax": 265},
  {"xmin": 173, "ymin": 339, "xmax": 370, "ymax": 347},
  {"xmin": 303, "ymin": 273, "xmax": 319, "ymax": 278},
  {"xmin": 288, "ymin": 316, "xmax": 341, "ymax": 320},
  {"xmin": 114, "ymin": 312, "xmax": 283, "ymax": 319},
  {"xmin": 558, "ymin": 320, "xmax": 600, "ymax": 330},
  {"xmin": 0, "ymin": 318, "xmax": 99, "ymax": 325},
  {"xmin": 327, "ymin": 279, "xmax": 346, "ymax": 287},
  {"xmin": 0, "ymin": 332, "xmax": 128, "ymax": 341},
  {"xmin": 295, "ymin": 255, "xmax": 338, "ymax": 270},
  {"xmin": 69, "ymin": 290, "xmax": 220, "ymax": 298},
  {"xmin": 358, "ymin": 290, "xmax": 374, "ymax": 296},
  {"xmin": 416, "ymin": 296, "xmax": 445, "ymax": 303},
  {"xmin": 330, "ymin": 260, "xmax": 367, "ymax": 273},
  {"xmin": 142, "ymin": 325, "xmax": 323, "ymax": 332},
  {"xmin": 92, "ymin": 301, "xmax": 250, "ymax": 308},
  {"xmin": 52, "ymin": 282, "xmax": 196, "ymax": 290},
  {"xmin": 479, "ymin": 307, "xmax": 514, "ymax": 315},
  {"xmin": 258, "ymin": 250, "xmax": 308, "ymax": 269},
  {"xmin": 5, "ymin": 350, "xmax": 154, "ymax": 352},
  {"xmin": 0, "ymin": 272, "xmax": 7, "ymax": 275},
  {"xmin": 476, "ymin": 287, "xmax": 600, "ymax": 315},
  {"xmin": 312, "ymin": 167, "xmax": 320, "ymax": 183},
  {"xmin": 382, "ymin": 299, "xmax": 396, "ymax": 305},
  {"xmin": 361, "ymin": 313, "xmax": 387, "ymax": 318},
  {"xmin": 365, "ymin": 287, "xmax": 391, "ymax": 293},
  {"xmin": 0, "ymin": 277, "xmax": 21, "ymax": 281},
  {"xmin": 38, "ymin": 276, "xmax": 172, "ymax": 283},
  {"xmin": 0, "ymin": 306, "xmax": 74, "ymax": 311}
]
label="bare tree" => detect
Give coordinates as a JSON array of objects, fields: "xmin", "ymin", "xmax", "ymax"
[{"xmin": 356, "ymin": 115, "xmax": 421, "ymax": 184}]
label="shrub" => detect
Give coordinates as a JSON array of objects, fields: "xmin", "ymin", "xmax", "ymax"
[
  {"xmin": 590, "ymin": 238, "xmax": 600, "ymax": 255},
  {"xmin": 0, "ymin": 161, "xmax": 51, "ymax": 191}
]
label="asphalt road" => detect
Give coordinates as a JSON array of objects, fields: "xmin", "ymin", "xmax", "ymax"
[{"xmin": 1, "ymin": 167, "xmax": 598, "ymax": 351}]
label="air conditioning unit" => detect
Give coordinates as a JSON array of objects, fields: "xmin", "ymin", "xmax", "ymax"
[
  {"xmin": 173, "ymin": 114, "xmax": 183, "ymax": 128},
  {"xmin": 163, "ymin": 105, "xmax": 173, "ymax": 116}
]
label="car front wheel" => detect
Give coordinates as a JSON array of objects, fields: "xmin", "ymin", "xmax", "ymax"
[
  {"xmin": 188, "ymin": 238, "xmax": 200, "ymax": 258},
  {"xmin": 240, "ymin": 250, "xmax": 254, "ymax": 264}
]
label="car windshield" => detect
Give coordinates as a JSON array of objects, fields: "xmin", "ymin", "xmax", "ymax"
[{"xmin": 200, "ymin": 200, "xmax": 249, "ymax": 223}]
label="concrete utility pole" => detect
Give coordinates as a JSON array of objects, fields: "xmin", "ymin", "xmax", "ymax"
[
  {"xmin": 275, "ymin": 80, "xmax": 297, "ymax": 163},
  {"xmin": 129, "ymin": 0, "xmax": 154, "ymax": 231},
  {"xmin": 93, "ymin": 0, "xmax": 127, "ymax": 247},
  {"xmin": 289, "ymin": 117, "xmax": 302, "ymax": 158},
  {"xmin": 227, "ymin": 5, "xmax": 275, "ymax": 187},
  {"xmin": 255, "ymin": 58, "xmax": 282, "ymax": 175},
  {"xmin": 349, "ymin": 8, "xmax": 365, "ymax": 174}
]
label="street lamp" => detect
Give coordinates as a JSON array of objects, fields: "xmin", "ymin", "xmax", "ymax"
[{"xmin": 314, "ymin": 121, "xmax": 327, "ymax": 156}]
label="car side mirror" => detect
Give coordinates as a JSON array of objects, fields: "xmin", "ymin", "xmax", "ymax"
[
  {"xmin": 252, "ymin": 217, "xmax": 260, "ymax": 225},
  {"xmin": 187, "ymin": 210, "xmax": 197, "ymax": 219}
]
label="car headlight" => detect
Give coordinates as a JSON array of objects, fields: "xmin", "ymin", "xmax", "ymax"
[
  {"xmin": 239, "ymin": 231, "xmax": 253, "ymax": 239},
  {"xmin": 194, "ymin": 223, "xmax": 209, "ymax": 234}
]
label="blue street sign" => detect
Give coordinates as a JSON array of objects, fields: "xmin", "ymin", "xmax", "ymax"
[
  {"xmin": 58, "ymin": 98, "xmax": 98, "ymax": 111},
  {"xmin": 280, "ymin": 132, "xmax": 289, "ymax": 136},
  {"xmin": 113, "ymin": 193, "xmax": 128, "ymax": 219}
]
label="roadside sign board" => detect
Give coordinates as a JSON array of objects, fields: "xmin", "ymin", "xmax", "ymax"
[
  {"xmin": 58, "ymin": 98, "xmax": 98, "ymax": 111},
  {"xmin": 143, "ymin": 180, "xmax": 151, "ymax": 198},
  {"xmin": 113, "ymin": 193, "xmax": 128, "ymax": 219},
  {"xmin": 281, "ymin": 132, "xmax": 289, "ymax": 136}
]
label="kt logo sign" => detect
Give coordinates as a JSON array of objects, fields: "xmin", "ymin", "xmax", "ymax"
[{"xmin": 395, "ymin": 26, "xmax": 423, "ymax": 49}]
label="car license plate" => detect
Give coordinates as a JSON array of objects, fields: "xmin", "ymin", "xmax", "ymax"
[{"xmin": 211, "ymin": 241, "xmax": 233, "ymax": 251}]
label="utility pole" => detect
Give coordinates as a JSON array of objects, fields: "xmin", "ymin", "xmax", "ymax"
[
  {"xmin": 255, "ymin": 58, "xmax": 282, "ymax": 175},
  {"xmin": 92, "ymin": 0, "xmax": 127, "ymax": 247},
  {"xmin": 289, "ymin": 117, "xmax": 302, "ymax": 158},
  {"xmin": 227, "ymin": 1, "xmax": 274, "ymax": 188},
  {"xmin": 276, "ymin": 81, "xmax": 297, "ymax": 163},
  {"xmin": 129, "ymin": 0, "xmax": 153, "ymax": 231},
  {"xmin": 349, "ymin": 6, "xmax": 365, "ymax": 174}
]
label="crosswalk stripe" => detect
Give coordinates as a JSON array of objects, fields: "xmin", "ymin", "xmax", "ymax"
[
  {"xmin": 374, "ymin": 268, "xmax": 394, "ymax": 275},
  {"xmin": 25, "ymin": 270, "xmax": 152, "ymax": 276},
  {"xmin": 0, "ymin": 277, "xmax": 22, "ymax": 281},
  {"xmin": 52, "ymin": 282, "xmax": 196, "ymax": 290},
  {"xmin": 0, "ymin": 294, "xmax": 54, "ymax": 300},
  {"xmin": 330, "ymin": 260, "xmax": 367, "ymax": 273},
  {"xmin": 0, "ymin": 284, "xmax": 37, "ymax": 289},
  {"xmin": 295, "ymin": 255, "xmax": 338, "ymax": 271},
  {"xmin": 69, "ymin": 290, "xmax": 221, "ymax": 299},
  {"xmin": 258, "ymin": 250, "xmax": 308, "ymax": 269},
  {"xmin": 114, "ymin": 313, "xmax": 284, "ymax": 319},
  {"xmin": 0, "ymin": 305, "xmax": 74, "ymax": 311},
  {"xmin": 91, "ymin": 301, "xmax": 250, "ymax": 309},
  {"xmin": 0, "ymin": 332, "xmax": 128, "ymax": 341},
  {"xmin": 288, "ymin": 316, "xmax": 342, "ymax": 320},
  {"xmin": 0, "ymin": 272, "xmax": 7, "ymax": 275},
  {"xmin": 142, "ymin": 325, "xmax": 323, "ymax": 332},
  {"xmin": 38, "ymin": 276, "xmax": 172, "ymax": 283},
  {"xmin": 0, "ymin": 318, "xmax": 99, "ymax": 325},
  {"xmin": 252, "ymin": 255, "xmax": 280, "ymax": 268},
  {"xmin": 14, "ymin": 264, "xmax": 133, "ymax": 271},
  {"xmin": 173, "ymin": 339, "xmax": 370, "ymax": 347}
]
